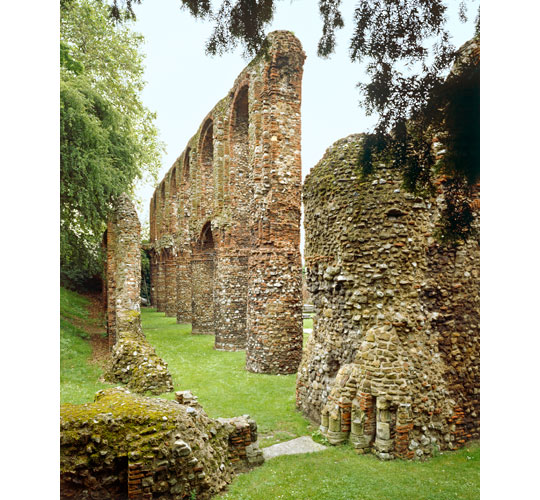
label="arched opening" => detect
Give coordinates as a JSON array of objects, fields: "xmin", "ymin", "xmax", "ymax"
[
  {"xmin": 231, "ymin": 86, "xmax": 249, "ymax": 171},
  {"xmin": 199, "ymin": 221, "xmax": 214, "ymax": 251},
  {"xmin": 183, "ymin": 147, "xmax": 191, "ymax": 182},
  {"xmin": 191, "ymin": 221, "xmax": 215, "ymax": 334},
  {"xmin": 233, "ymin": 85, "xmax": 249, "ymax": 141},
  {"xmin": 229, "ymin": 85, "xmax": 250, "ymax": 242},
  {"xmin": 199, "ymin": 119, "xmax": 214, "ymax": 218},
  {"xmin": 170, "ymin": 167, "xmax": 177, "ymax": 194},
  {"xmin": 213, "ymin": 84, "xmax": 251, "ymax": 351}
]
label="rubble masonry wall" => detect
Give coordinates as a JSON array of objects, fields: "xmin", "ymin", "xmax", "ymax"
[
  {"xmin": 149, "ymin": 31, "xmax": 305, "ymax": 374},
  {"xmin": 296, "ymin": 135, "xmax": 480, "ymax": 459},
  {"xmin": 105, "ymin": 194, "xmax": 173, "ymax": 394}
]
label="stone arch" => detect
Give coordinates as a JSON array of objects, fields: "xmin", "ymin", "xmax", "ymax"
[
  {"xmin": 168, "ymin": 167, "xmax": 179, "ymax": 234},
  {"xmin": 228, "ymin": 83, "xmax": 250, "ymax": 244},
  {"xmin": 158, "ymin": 181, "xmax": 166, "ymax": 238},
  {"xmin": 199, "ymin": 119, "xmax": 214, "ymax": 219},
  {"xmin": 149, "ymin": 31, "xmax": 305, "ymax": 370},
  {"xmin": 191, "ymin": 221, "xmax": 215, "ymax": 334},
  {"xmin": 170, "ymin": 167, "xmax": 177, "ymax": 196},
  {"xmin": 183, "ymin": 147, "xmax": 191, "ymax": 183}
]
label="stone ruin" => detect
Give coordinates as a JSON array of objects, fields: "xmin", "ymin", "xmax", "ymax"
[
  {"xmin": 103, "ymin": 194, "xmax": 173, "ymax": 394},
  {"xmin": 60, "ymin": 387, "xmax": 263, "ymax": 499},
  {"xmin": 296, "ymin": 133, "xmax": 480, "ymax": 460},
  {"xmin": 148, "ymin": 31, "xmax": 305, "ymax": 374}
]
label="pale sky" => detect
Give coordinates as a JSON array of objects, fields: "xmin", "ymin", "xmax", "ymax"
[{"xmin": 131, "ymin": 0, "xmax": 477, "ymax": 230}]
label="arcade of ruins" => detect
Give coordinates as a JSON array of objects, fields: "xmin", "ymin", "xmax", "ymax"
[
  {"xmin": 67, "ymin": 35, "xmax": 479, "ymax": 500},
  {"xmin": 148, "ymin": 31, "xmax": 305, "ymax": 375}
]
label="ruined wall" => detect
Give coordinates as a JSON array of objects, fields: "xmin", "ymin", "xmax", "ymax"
[
  {"xmin": 149, "ymin": 31, "xmax": 305, "ymax": 374},
  {"xmin": 296, "ymin": 135, "xmax": 480, "ymax": 459},
  {"xmin": 60, "ymin": 387, "xmax": 263, "ymax": 500},
  {"xmin": 104, "ymin": 194, "xmax": 173, "ymax": 394}
]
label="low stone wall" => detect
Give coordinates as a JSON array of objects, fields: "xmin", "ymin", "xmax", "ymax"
[
  {"xmin": 297, "ymin": 134, "xmax": 479, "ymax": 459},
  {"xmin": 104, "ymin": 194, "xmax": 173, "ymax": 395},
  {"xmin": 60, "ymin": 387, "xmax": 263, "ymax": 499}
]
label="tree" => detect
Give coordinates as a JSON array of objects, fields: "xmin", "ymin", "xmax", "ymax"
[
  {"xmin": 60, "ymin": 0, "xmax": 163, "ymax": 289},
  {"xmin": 108, "ymin": 0, "xmax": 479, "ymax": 241}
]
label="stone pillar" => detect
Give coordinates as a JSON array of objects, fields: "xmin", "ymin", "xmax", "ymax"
[
  {"xmin": 245, "ymin": 32, "xmax": 305, "ymax": 374},
  {"xmin": 105, "ymin": 194, "xmax": 142, "ymax": 339},
  {"xmin": 164, "ymin": 249, "xmax": 177, "ymax": 317},
  {"xmin": 214, "ymin": 248, "xmax": 249, "ymax": 350},
  {"xmin": 106, "ymin": 223, "xmax": 117, "ymax": 350},
  {"xmin": 104, "ymin": 195, "xmax": 174, "ymax": 394},
  {"xmin": 176, "ymin": 248, "xmax": 192, "ymax": 323},
  {"xmin": 191, "ymin": 250, "xmax": 215, "ymax": 334},
  {"xmin": 156, "ymin": 257, "xmax": 165, "ymax": 313},
  {"xmin": 350, "ymin": 393, "xmax": 376, "ymax": 452},
  {"xmin": 148, "ymin": 253, "xmax": 156, "ymax": 308},
  {"xmin": 375, "ymin": 398, "xmax": 395, "ymax": 459}
]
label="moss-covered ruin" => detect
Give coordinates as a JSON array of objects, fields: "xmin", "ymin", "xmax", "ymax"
[{"xmin": 60, "ymin": 388, "xmax": 263, "ymax": 499}]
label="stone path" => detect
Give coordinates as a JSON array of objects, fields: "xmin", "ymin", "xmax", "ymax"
[{"xmin": 262, "ymin": 436, "xmax": 327, "ymax": 460}]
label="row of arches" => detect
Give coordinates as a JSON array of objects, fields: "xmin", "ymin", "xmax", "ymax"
[
  {"xmin": 148, "ymin": 31, "xmax": 306, "ymax": 373},
  {"xmin": 150, "ymin": 84, "xmax": 249, "ymax": 244}
]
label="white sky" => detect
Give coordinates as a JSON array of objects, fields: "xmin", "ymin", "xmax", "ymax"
[{"xmin": 131, "ymin": 0, "xmax": 478, "ymax": 228}]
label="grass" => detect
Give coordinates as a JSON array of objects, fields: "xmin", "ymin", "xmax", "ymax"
[
  {"xmin": 220, "ymin": 442, "xmax": 480, "ymax": 500},
  {"xmin": 60, "ymin": 288, "xmax": 114, "ymax": 404},
  {"xmin": 141, "ymin": 308, "xmax": 313, "ymax": 447},
  {"xmin": 60, "ymin": 288, "xmax": 480, "ymax": 499}
]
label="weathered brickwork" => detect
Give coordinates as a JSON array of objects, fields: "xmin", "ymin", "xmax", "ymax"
[
  {"xmin": 104, "ymin": 194, "xmax": 173, "ymax": 394},
  {"xmin": 60, "ymin": 387, "xmax": 263, "ymax": 500},
  {"xmin": 149, "ymin": 31, "xmax": 305, "ymax": 374},
  {"xmin": 296, "ymin": 134, "xmax": 480, "ymax": 460}
]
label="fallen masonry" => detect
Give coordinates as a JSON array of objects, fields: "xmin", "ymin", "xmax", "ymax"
[
  {"xmin": 148, "ymin": 30, "xmax": 305, "ymax": 374},
  {"xmin": 60, "ymin": 387, "xmax": 264, "ymax": 499},
  {"xmin": 296, "ymin": 132, "xmax": 480, "ymax": 460},
  {"xmin": 103, "ymin": 194, "xmax": 173, "ymax": 394}
]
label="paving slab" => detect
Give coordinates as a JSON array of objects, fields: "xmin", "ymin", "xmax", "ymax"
[{"xmin": 262, "ymin": 436, "xmax": 327, "ymax": 460}]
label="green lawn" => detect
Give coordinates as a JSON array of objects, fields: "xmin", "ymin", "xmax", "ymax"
[
  {"xmin": 141, "ymin": 308, "xmax": 313, "ymax": 447},
  {"xmin": 60, "ymin": 288, "xmax": 114, "ymax": 404},
  {"xmin": 60, "ymin": 288, "xmax": 479, "ymax": 499},
  {"xmin": 221, "ymin": 442, "xmax": 480, "ymax": 500}
]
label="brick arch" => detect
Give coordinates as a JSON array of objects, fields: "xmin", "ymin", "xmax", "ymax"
[
  {"xmin": 170, "ymin": 166, "xmax": 177, "ymax": 195},
  {"xmin": 149, "ymin": 31, "xmax": 305, "ymax": 372},
  {"xmin": 198, "ymin": 220, "xmax": 215, "ymax": 251},
  {"xmin": 191, "ymin": 220, "xmax": 215, "ymax": 334},
  {"xmin": 183, "ymin": 147, "xmax": 191, "ymax": 183},
  {"xmin": 228, "ymin": 83, "xmax": 250, "ymax": 246},
  {"xmin": 198, "ymin": 118, "xmax": 214, "ymax": 219}
]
